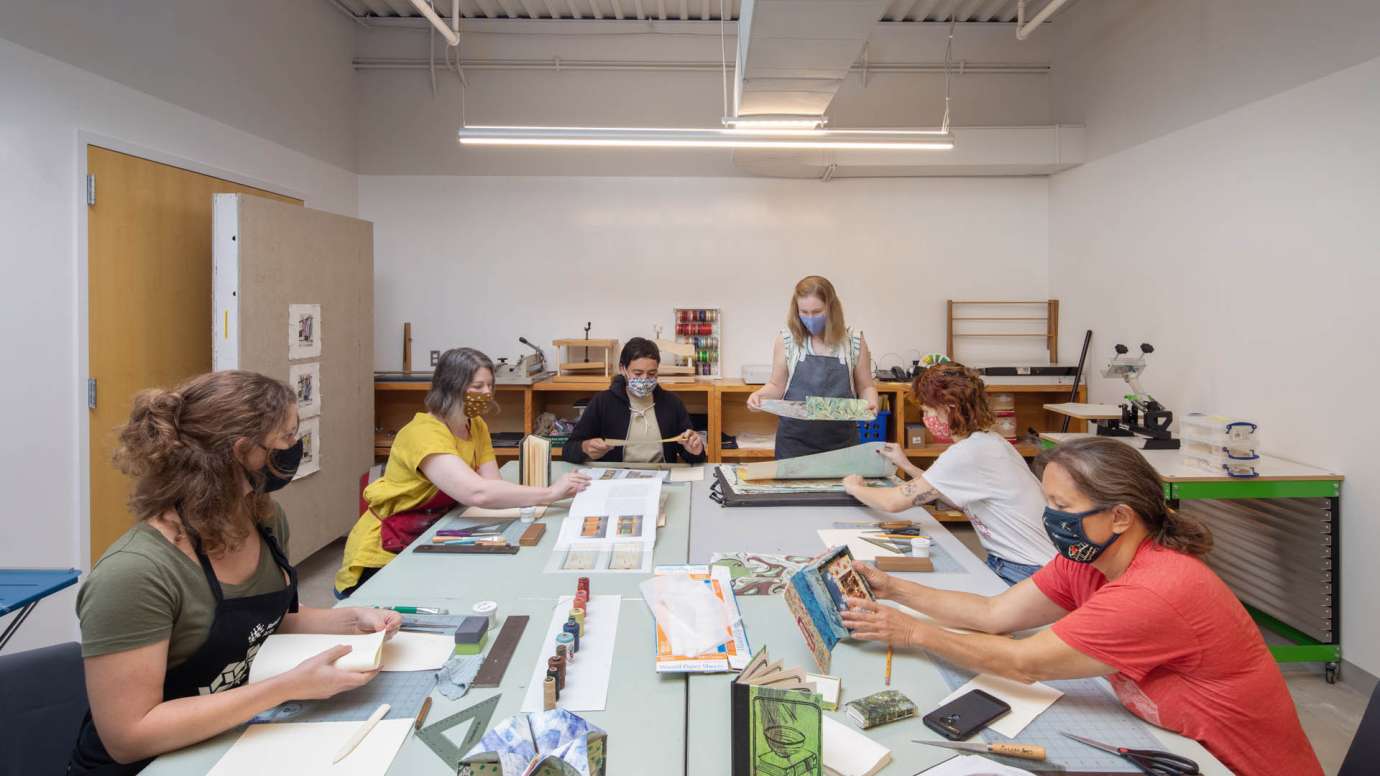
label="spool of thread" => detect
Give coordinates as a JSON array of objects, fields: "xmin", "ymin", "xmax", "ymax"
[
  {"xmin": 551, "ymin": 654, "xmax": 566, "ymax": 690},
  {"xmin": 472, "ymin": 601, "xmax": 498, "ymax": 630},
  {"xmin": 556, "ymin": 631, "xmax": 575, "ymax": 661},
  {"xmin": 571, "ymin": 607, "xmax": 585, "ymax": 636},
  {"xmin": 556, "ymin": 643, "xmax": 568, "ymax": 664},
  {"xmin": 543, "ymin": 676, "xmax": 557, "ymax": 710},
  {"xmin": 563, "ymin": 619, "xmax": 580, "ymax": 652},
  {"xmin": 577, "ymin": 577, "xmax": 590, "ymax": 596},
  {"xmin": 575, "ymin": 592, "xmax": 588, "ymax": 614}
]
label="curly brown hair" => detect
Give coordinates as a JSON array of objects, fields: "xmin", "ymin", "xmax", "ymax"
[
  {"xmin": 114, "ymin": 370, "xmax": 296, "ymax": 555},
  {"xmin": 911, "ymin": 364, "xmax": 994, "ymax": 438}
]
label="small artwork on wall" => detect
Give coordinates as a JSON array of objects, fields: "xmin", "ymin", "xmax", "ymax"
[
  {"xmin": 288, "ymin": 303, "xmax": 322, "ymax": 360},
  {"xmin": 288, "ymin": 362, "xmax": 322, "ymax": 419},
  {"xmin": 294, "ymin": 417, "xmax": 321, "ymax": 480}
]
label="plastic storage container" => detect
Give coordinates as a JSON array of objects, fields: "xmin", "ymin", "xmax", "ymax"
[
  {"xmin": 993, "ymin": 411, "xmax": 1018, "ymax": 441},
  {"xmin": 1180, "ymin": 413, "xmax": 1260, "ymax": 457},
  {"xmin": 1181, "ymin": 440, "xmax": 1261, "ymax": 478},
  {"xmin": 989, "ymin": 393, "xmax": 1016, "ymax": 412}
]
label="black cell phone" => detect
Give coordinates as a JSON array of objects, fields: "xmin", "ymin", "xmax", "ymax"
[{"xmin": 922, "ymin": 689, "xmax": 1012, "ymax": 741}]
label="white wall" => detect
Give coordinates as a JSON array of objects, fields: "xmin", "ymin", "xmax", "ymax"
[
  {"xmin": 360, "ymin": 175, "xmax": 1049, "ymax": 375},
  {"xmin": 1052, "ymin": 0, "xmax": 1380, "ymax": 160},
  {"xmin": 0, "ymin": 0, "xmax": 359, "ymax": 170},
  {"xmin": 0, "ymin": 37, "xmax": 358, "ymax": 653},
  {"xmin": 1049, "ymin": 54, "xmax": 1380, "ymax": 675}
]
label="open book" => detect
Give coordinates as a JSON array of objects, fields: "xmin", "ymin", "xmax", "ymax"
[{"xmin": 247, "ymin": 631, "xmax": 453, "ymax": 684}]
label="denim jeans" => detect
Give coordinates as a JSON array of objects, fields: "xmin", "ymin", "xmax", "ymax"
[{"xmin": 985, "ymin": 553, "xmax": 1043, "ymax": 586}]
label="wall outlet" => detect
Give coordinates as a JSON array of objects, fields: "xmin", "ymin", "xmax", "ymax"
[{"xmin": 430, "ymin": 350, "xmax": 440, "ymax": 366}]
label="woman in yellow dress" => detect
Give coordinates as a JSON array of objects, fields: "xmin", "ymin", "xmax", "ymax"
[{"xmin": 335, "ymin": 348, "xmax": 588, "ymax": 596}]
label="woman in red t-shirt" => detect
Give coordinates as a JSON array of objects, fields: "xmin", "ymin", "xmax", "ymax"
[{"xmin": 841, "ymin": 436, "xmax": 1321, "ymax": 776}]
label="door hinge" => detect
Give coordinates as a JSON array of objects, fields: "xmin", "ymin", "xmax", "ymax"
[
  {"xmin": 87, "ymin": 378, "xmax": 97, "ymax": 410},
  {"xmin": 86, "ymin": 174, "xmax": 96, "ymax": 206}
]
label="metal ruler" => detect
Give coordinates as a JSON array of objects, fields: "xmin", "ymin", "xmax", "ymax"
[
  {"xmin": 472, "ymin": 614, "xmax": 530, "ymax": 688},
  {"xmin": 415, "ymin": 544, "xmax": 520, "ymax": 555}
]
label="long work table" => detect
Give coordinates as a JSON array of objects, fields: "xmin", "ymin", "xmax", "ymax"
[{"xmin": 148, "ymin": 461, "xmax": 1231, "ymax": 776}]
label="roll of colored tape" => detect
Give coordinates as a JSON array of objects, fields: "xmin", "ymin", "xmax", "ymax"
[{"xmin": 472, "ymin": 600, "xmax": 498, "ymax": 629}]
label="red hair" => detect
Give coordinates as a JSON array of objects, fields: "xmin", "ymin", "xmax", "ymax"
[{"xmin": 911, "ymin": 364, "xmax": 994, "ymax": 438}]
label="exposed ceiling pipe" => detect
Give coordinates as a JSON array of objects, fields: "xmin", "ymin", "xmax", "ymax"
[
  {"xmin": 1015, "ymin": 0, "xmax": 1069, "ymax": 40},
  {"xmin": 409, "ymin": 0, "xmax": 461, "ymax": 45},
  {"xmin": 352, "ymin": 56, "xmax": 1049, "ymax": 74}
]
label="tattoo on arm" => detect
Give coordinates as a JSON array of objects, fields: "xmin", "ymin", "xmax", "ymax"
[{"xmin": 900, "ymin": 480, "xmax": 940, "ymax": 506}]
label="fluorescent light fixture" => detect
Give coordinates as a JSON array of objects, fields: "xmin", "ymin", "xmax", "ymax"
[
  {"xmin": 457, "ymin": 126, "xmax": 955, "ymax": 150},
  {"xmin": 722, "ymin": 115, "xmax": 827, "ymax": 130}
]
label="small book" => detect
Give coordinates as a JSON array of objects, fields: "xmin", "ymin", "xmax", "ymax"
[
  {"xmin": 783, "ymin": 546, "xmax": 875, "ymax": 672},
  {"xmin": 844, "ymin": 690, "xmax": 918, "ymax": 730},
  {"xmin": 520, "ymin": 434, "xmax": 552, "ymax": 488},
  {"xmin": 731, "ymin": 647, "xmax": 823, "ymax": 776},
  {"xmin": 247, "ymin": 631, "xmax": 385, "ymax": 684}
]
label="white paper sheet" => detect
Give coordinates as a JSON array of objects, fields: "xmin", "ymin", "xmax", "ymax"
[
  {"xmin": 559, "ymin": 479, "xmax": 660, "ymax": 547},
  {"xmin": 287, "ymin": 303, "xmax": 322, "ymax": 361},
  {"xmin": 520, "ymin": 595, "xmax": 621, "ymax": 712},
  {"xmin": 822, "ymin": 716, "xmax": 891, "ymax": 776},
  {"xmin": 816, "ymin": 529, "xmax": 902, "ymax": 561},
  {"xmin": 207, "ymin": 719, "xmax": 411, "ymax": 776},
  {"xmin": 936, "ymin": 674, "xmax": 1064, "ymax": 738},
  {"xmin": 668, "ymin": 466, "xmax": 705, "ymax": 482},
  {"xmin": 294, "ymin": 416, "xmax": 321, "ymax": 480},
  {"xmin": 379, "ymin": 631, "xmax": 456, "ymax": 672},
  {"xmin": 288, "ymin": 361, "xmax": 322, "ymax": 418},
  {"xmin": 249, "ymin": 632, "xmax": 385, "ymax": 684},
  {"xmin": 578, "ymin": 467, "xmax": 670, "ymax": 482}
]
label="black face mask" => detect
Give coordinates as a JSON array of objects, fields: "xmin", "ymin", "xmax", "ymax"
[{"xmin": 254, "ymin": 438, "xmax": 304, "ymax": 493}]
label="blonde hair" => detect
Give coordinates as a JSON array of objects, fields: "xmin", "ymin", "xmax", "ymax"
[{"xmin": 786, "ymin": 275, "xmax": 847, "ymax": 347}]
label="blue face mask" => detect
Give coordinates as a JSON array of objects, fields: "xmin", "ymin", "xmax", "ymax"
[
  {"xmin": 1043, "ymin": 506, "xmax": 1121, "ymax": 563},
  {"xmin": 799, "ymin": 313, "xmax": 827, "ymax": 336}
]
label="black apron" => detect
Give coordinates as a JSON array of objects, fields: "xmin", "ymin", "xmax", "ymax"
[
  {"xmin": 774, "ymin": 340, "xmax": 859, "ymax": 460},
  {"xmin": 68, "ymin": 525, "xmax": 299, "ymax": 775}
]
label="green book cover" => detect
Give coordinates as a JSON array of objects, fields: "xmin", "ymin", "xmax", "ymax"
[
  {"xmin": 844, "ymin": 690, "xmax": 917, "ymax": 730},
  {"xmin": 748, "ymin": 686, "xmax": 822, "ymax": 776}
]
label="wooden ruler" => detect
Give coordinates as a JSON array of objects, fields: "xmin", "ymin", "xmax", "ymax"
[
  {"xmin": 415, "ymin": 544, "xmax": 520, "ymax": 555},
  {"xmin": 472, "ymin": 614, "xmax": 529, "ymax": 688}
]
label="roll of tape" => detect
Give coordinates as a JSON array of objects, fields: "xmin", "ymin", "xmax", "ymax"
[{"xmin": 473, "ymin": 600, "xmax": 498, "ymax": 629}]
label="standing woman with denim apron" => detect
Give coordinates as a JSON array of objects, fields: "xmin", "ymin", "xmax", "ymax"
[
  {"xmin": 748, "ymin": 276, "xmax": 879, "ymax": 460},
  {"xmin": 69, "ymin": 371, "xmax": 400, "ymax": 774}
]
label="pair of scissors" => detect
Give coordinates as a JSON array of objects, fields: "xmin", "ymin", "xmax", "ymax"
[{"xmin": 1062, "ymin": 732, "xmax": 1200, "ymax": 775}]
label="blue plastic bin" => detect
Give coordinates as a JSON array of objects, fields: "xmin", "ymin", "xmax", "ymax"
[{"xmin": 857, "ymin": 410, "xmax": 890, "ymax": 443}]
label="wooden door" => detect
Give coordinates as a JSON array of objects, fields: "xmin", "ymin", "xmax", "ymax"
[{"xmin": 86, "ymin": 147, "xmax": 301, "ymax": 565}]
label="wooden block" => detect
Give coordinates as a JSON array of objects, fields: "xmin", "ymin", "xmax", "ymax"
[
  {"xmin": 875, "ymin": 555, "xmax": 934, "ymax": 572},
  {"xmin": 519, "ymin": 523, "xmax": 546, "ymax": 547}
]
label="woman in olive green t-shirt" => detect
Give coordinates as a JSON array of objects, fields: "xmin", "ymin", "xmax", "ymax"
[{"xmin": 69, "ymin": 371, "xmax": 402, "ymax": 775}]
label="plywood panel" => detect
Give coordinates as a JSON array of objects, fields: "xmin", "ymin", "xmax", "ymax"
[
  {"xmin": 87, "ymin": 146, "xmax": 299, "ymax": 565},
  {"xmin": 231, "ymin": 195, "xmax": 373, "ymax": 563}
]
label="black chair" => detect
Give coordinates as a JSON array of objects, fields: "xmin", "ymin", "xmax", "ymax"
[
  {"xmin": 1339, "ymin": 682, "xmax": 1380, "ymax": 776},
  {"xmin": 0, "ymin": 642, "xmax": 87, "ymax": 776}
]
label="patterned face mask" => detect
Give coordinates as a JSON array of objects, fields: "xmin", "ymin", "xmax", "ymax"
[
  {"xmin": 626, "ymin": 376, "xmax": 657, "ymax": 398},
  {"xmin": 462, "ymin": 391, "xmax": 490, "ymax": 418},
  {"xmin": 1043, "ymin": 506, "xmax": 1121, "ymax": 563},
  {"xmin": 923, "ymin": 413, "xmax": 953, "ymax": 443}
]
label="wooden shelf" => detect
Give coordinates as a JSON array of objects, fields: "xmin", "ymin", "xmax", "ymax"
[
  {"xmin": 373, "ymin": 377, "xmax": 1077, "ymax": 464},
  {"xmin": 904, "ymin": 443, "xmax": 1040, "ymax": 458},
  {"xmin": 720, "ymin": 449, "xmax": 775, "ymax": 459}
]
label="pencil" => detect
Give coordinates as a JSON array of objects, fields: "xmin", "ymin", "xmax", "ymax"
[
  {"xmin": 414, "ymin": 696, "xmax": 433, "ymax": 731},
  {"xmin": 885, "ymin": 644, "xmax": 893, "ymax": 686}
]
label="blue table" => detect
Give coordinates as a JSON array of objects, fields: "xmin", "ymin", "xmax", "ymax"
[{"xmin": 0, "ymin": 568, "xmax": 80, "ymax": 652}]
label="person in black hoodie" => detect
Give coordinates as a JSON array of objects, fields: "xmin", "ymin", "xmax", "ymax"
[{"xmin": 564, "ymin": 337, "xmax": 707, "ymax": 464}]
